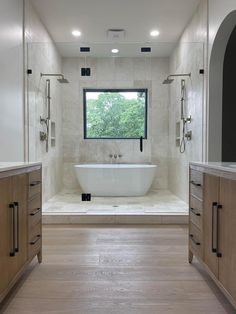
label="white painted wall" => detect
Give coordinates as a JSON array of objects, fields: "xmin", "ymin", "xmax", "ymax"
[
  {"xmin": 0, "ymin": 0, "xmax": 24, "ymax": 161},
  {"xmin": 207, "ymin": 0, "xmax": 236, "ymax": 161},
  {"xmin": 208, "ymin": 0, "xmax": 236, "ymax": 51}
]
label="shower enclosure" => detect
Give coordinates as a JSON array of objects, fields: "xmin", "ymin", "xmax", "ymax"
[{"xmin": 26, "ymin": 40, "xmax": 204, "ymax": 220}]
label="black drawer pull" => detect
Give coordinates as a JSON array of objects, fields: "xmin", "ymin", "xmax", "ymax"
[
  {"xmin": 190, "ymin": 180, "xmax": 201, "ymax": 187},
  {"xmin": 14, "ymin": 202, "xmax": 19, "ymax": 253},
  {"xmin": 216, "ymin": 204, "xmax": 222, "ymax": 258},
  {"xmin": 9, "ymin": 203, "xmax": 15, "ymax": 257},
  {"xmin": 30, "ymin": 235, "xmax": 41, "ymax": 245},
  {"xmin": 190, "ymin": 234, "xmax": 200, "ymax": 246},
  {"xmin": 212, "ymin": 202, "xmax": 218, "ymax": 253},
  {"xmin": 30, "ymin": 181, "xmax": 41, "ymax": 187},
  {"xmin": 190, "ymin": 207, "xmax": 201, "ymax": 216},
  {"xmin": 30, "ymin": 208, "xmax": 41, "ymax": 216}
]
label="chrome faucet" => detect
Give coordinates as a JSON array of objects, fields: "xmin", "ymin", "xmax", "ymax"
[{"xmin": 108, "ymin": 154, "xmax": 123, "ymax": 160}]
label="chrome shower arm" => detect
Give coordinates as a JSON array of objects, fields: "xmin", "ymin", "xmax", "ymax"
[
  {"xmin": 41, "ymin": 73, "xmax": 64, "ymax": 78},
  {"xmin": 167, "ymin": 73, "xmax": 191, "ymax": 80},
  {"xmin": 40, "ymin": 73, "xmax": 69, "ymax": 83}
]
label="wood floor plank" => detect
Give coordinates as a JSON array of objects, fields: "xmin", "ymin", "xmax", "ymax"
[
  {"xmin": 3, "ymin": 298, "xmax": 236, "ymax": 314},
  {"xmin": 0, "ymin": 225, "xmax": 235, "ymax": 314},
  {"xmin": 26, "ymin": 265, "xmax": 204, "ymax": 282}
]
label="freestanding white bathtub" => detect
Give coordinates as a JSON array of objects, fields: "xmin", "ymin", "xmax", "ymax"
[{"xmin": 74, "ymin": 164, "xmax": 157, "ymax": 197}]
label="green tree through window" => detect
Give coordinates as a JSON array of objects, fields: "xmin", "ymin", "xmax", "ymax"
[{"xmin": 84, "ymin": 89, "xmax": 147, "ymax": 139}]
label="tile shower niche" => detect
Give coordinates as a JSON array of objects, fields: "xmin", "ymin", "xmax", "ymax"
[
  {"xmin": 176, "ymin": 121, "xmax": 181, "ymax": 147},
  {"xmin": 51, "ymin": 121, "xmax": 56, "ymax": 147}
]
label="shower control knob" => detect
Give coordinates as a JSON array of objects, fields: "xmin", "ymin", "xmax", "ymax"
[
  {"xmin": 109, "ymin": 154, "xmax": 113, "ymax": 158},
  {"xmin": 40, "ymin": 131, "xmax": 47, "ymax": 141},
  {"xmin": 118, "ymin": 154, "xmax": 123, "ymax": 158},
  {"xmin": 114, "ymin": 154, "xmax": 118, "ymax": 159},
  {"xmin": 185, "ymin": 130, "xmax": 192, "ymax": 141}
]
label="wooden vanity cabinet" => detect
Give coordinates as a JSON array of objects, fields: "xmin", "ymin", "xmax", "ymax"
[
  {"xmin": 203, "ymin": 174, "xmax": 219, "ymax": 277},
  {"xmin": 218, "ymin": 178, "xmax": 236, "ymax": 303},
  {"xmin": 0, "ymin": 177, "xmax": 13, "ymax": 296},
  {"xmin": 189, "ymin": 165, "xmax": 236, "ymax": 309},
  {"xmin": 0, "ymin": 165, "xmax": 42, "ymax": 303}
]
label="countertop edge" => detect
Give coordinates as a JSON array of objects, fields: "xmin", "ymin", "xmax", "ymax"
[
  {"xmin": 190, "ymin": 162, "xmax": 236, "ymax": 176},
  {"xmin": 0, "ymin": 162, "xmax": 42, "ymax": 173}
]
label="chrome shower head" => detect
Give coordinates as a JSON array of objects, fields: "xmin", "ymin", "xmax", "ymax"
[
  {"xmin": 57, "ymin": 77, "xmax": 69, "ymax": 84},
  {"xmin": 162, "ymin": 73, "xmax": 191, "ymax": 85},
  {"xmin": 41, "ymin": 73, "xmax": 69, "ymax": 83},
  {"xmin": 162, "ymin": 78, "xmax": 174, "ymax": 84}
]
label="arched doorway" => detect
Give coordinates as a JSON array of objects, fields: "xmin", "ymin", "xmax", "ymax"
[
  {"xmin": 208, "ymin": 11, "xmax": 236, "ymax": 161},
  {"xmin": 222, "ymin": 26, "xmax": 236, "ymax": 161}
]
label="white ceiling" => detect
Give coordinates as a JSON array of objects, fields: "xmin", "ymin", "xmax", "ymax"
[{"xmin": 31, "ymin": 0, "xmax": 201, "ymax": 57}]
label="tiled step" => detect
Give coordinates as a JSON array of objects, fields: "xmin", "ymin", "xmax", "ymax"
[{"xmin": 43, "ymin": 213, "xmax": 188, "ymax": 224}]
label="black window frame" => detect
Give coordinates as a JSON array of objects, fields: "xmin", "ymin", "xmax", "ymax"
[{"xmin": 83, "ymin": 88, "xmax": 148, "ymax": 140}]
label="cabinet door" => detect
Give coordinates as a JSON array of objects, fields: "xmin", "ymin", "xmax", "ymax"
[
  {"xmin": 203, "ymin": 174, "xmax": 219, "ymax": 277},
  {"xmin": 7, "ymin": 174, "xmax": 28, "ymax": 284},
  {"xmin": 0, "ymin": 177, "xmax": 13, "ymax": 296},
  {"xmin": 219, "ymin": 178, "xmax": 236, "ymax": 300}
]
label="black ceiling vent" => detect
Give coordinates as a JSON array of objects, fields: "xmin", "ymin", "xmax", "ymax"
[
  {"xmin": 141, "ymin": 47, "xmax": 151, "ymax": 53},
  {"xmin": 81, "ymin": 68, "xmax": 91, "ymax": 76},
  {"xmin": 80, "ymin": 47, "xmax": 90, "ymax": 52}
]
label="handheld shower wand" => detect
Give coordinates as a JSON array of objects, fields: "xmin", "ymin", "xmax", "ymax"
[{"xmin": 162, "ymin": 72, "xmax": 192, "ymax": 153}]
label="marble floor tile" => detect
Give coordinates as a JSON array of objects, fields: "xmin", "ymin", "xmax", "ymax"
[{"xmin": 43, "ymin": 190, "xmax": 188, "ymax": 215}]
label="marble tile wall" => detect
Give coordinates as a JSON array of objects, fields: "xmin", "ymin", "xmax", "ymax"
[
  {"xmin": 61, "ymin": 57, "xmax": 169, "ymax": 191},
  {"xmin": 25, "ymin": 0, "xmax": 63, "ymax": 202},
  {"xmin": 168, "ymin": 0, "xmax": 208, "ymax": 202}
]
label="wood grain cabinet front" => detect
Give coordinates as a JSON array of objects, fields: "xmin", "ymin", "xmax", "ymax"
[
  {"xmin": 0, "ymin": 177, "xmax": 13, "ymax": 297},
  {"xmin": 189, "ymin": 165, "xmax": 236, "ymax": 309},
  {"xmin": 0, "ymin": 165, "xmax": 42, "ymax": 303}
]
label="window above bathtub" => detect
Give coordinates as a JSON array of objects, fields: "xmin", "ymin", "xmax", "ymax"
[{"xmin": 83, "ymin": 89, "xmax": 148, "ymax": 139}]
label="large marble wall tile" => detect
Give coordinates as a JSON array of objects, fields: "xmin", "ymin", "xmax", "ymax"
[
  {"xmin": 25, "ymin": 0, "xmax": 63, "ymax": 202},
  {"xmin": 168, "ymin": 0, "xmax": 207, "ymax": 201},
  {"xmin": 62, "ymin": 57, "xmax": 170, "ymax": 190}
]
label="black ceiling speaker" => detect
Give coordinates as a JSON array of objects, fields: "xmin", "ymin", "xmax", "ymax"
[
  {"xmin": 141, "ymin": 47, "xmax": 151, "ymax": 52},
  {"xmin": 80, "ymin": 47, "xmax": 90, "ymax": 52},
  {"xmin": 81, "ymin": 68, "xmax": 91, "ymax": 76}
]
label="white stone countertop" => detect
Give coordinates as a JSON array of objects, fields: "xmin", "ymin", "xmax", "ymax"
[
  {"xmin": 190, "ymin": 162, "xmax": 236, "ymax": 173},
  {"xmin": 0, "ymin": 162, "xmax": 42, "ymax": 172}
]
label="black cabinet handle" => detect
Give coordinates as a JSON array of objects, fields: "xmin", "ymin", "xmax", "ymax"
[
  {"xmin": 30, "ymin": 208, "xmax": 41, "ymax": 216},
  {"xmin": 30, "ymin": 181, "xmax": 41, "ymax": 187},
  {"xmin": 14, "ymin": 202, "xmax": 19, "ymax": 253},
  {"xmin": 30, "ymin": 235, "xmax": 41, "ymax": 245},
  {"xmin": 190, "ymin": 234, "xmax": 200, "ymax": 246},
  {"xmin": 216, "ymin": 204, "xmax": 222, "ymax": 258},
  {"xmin": 190, "ymin": 180, "xmax": 201, "ymax": 187},
  {"xmin": 9, "ymin": 203, "xmax": 15, "ymax": 257},
  {"xmin": 212, "ymin": 202, "xmax": 218, "ymax": 253},
  {"xmin": 190, "ymin": 207, "xmax": 201, "ymax": 216}
]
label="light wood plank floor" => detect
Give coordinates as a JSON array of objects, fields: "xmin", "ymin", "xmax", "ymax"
[{"xmin": 0, "ymin": 225, "xmax": 235, "ymax": 314}]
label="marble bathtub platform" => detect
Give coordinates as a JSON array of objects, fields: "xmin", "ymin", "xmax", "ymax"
[{"xmin": 43, "ymin": 190, "xmax": 188, "ymax": 224}]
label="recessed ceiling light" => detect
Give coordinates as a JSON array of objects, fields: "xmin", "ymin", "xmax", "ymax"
[
  {"xmin": 111, "ymin": 48, "xmax": 119, "ymax": 54},
  {"xmin": 150, "ymin": 30, "xmax": 160, "ymax": 37},
  {"xmin": 72, "ymin": 30, "xmax": 81, "ymax": 37}
]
